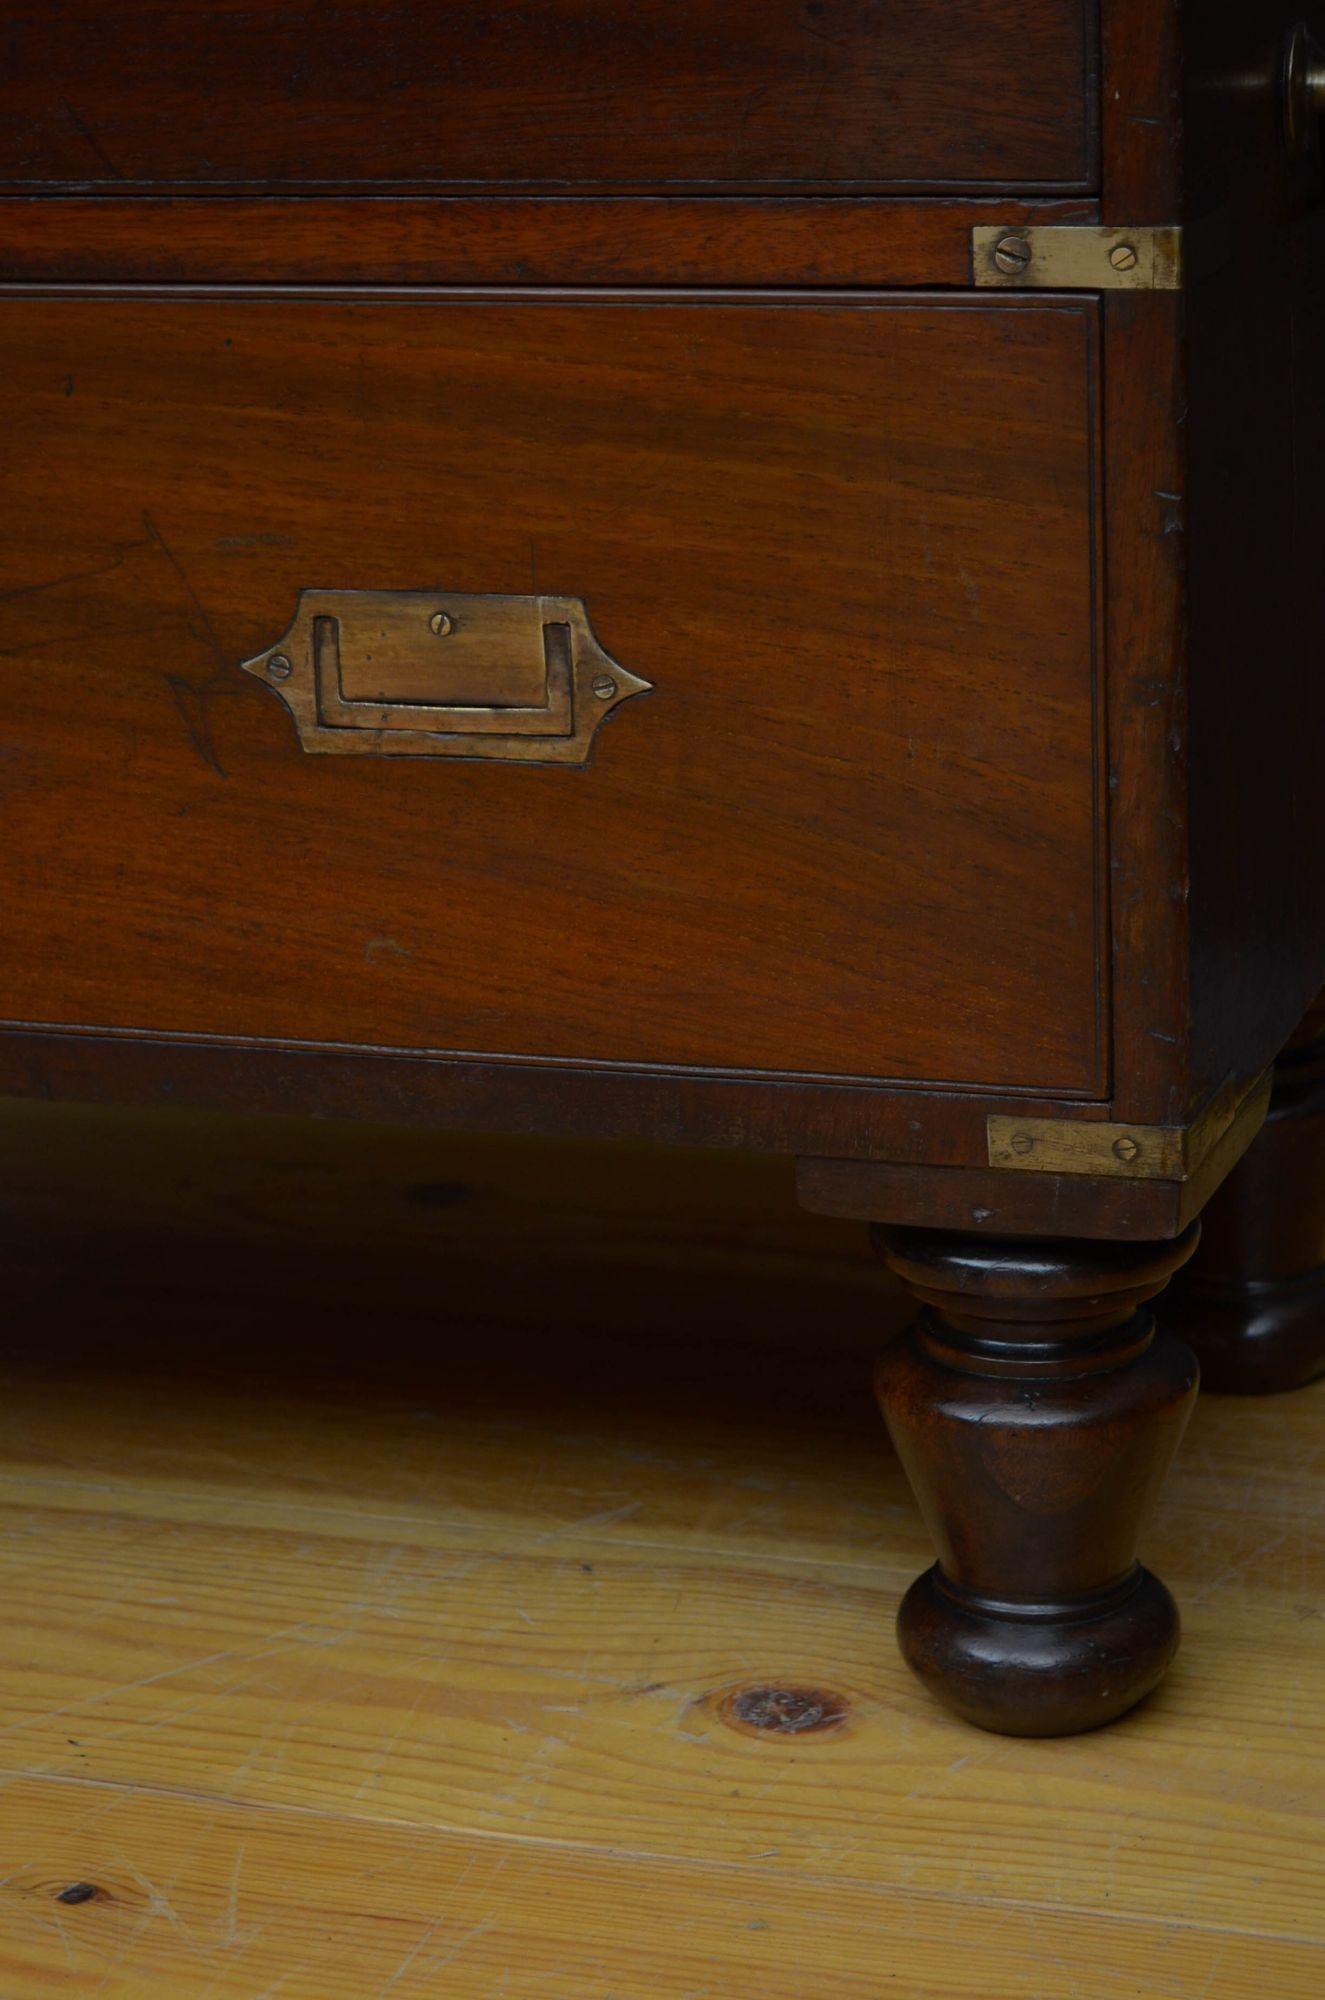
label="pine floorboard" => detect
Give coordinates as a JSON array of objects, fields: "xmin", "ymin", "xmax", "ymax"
[{"xmin": 0, "ymin": 1109, "xmax": 1321, "ymax": 1996}]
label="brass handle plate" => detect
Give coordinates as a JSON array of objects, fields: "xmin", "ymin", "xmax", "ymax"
[{"xmin": 241, "ymin": 589, "xmax": 651, "ymax": 764}]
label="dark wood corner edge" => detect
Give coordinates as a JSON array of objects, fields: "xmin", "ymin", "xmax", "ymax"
[{"xmin": 798, "ymin": 1068, "xmax": 1273, "ymax": 1242}]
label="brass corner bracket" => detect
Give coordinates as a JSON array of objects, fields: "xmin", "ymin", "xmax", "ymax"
[
  {"xmin": 987, "ymin": 1069, "xmax": 1272, "ymax": 1182},
  {"xmin": 972, "ymin": 224, "xmax": 1183, "ymax": 292}
]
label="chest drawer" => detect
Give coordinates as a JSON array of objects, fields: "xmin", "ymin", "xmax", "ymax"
[
  {"xmin": 0, "ymin": 292, "xmax": 1104, "ymax": 1094},
  {"xmin": 2, "ymin": 1, "xmax": 1094, "ymax": 192}
]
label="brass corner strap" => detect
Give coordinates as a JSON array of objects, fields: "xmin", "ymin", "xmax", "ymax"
[
  {"xmin": 987, "ymin": 1069, "xmax": 1273, "ymax": 1182},
  {"xmin": 972, "ymin": 224, "xmax": 1183, "ymax": 292}
]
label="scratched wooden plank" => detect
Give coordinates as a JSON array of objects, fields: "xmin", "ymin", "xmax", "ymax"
[
  {"xmin": 0, "ymin": 1295, "xmax": 912, "ymax": 1580},
  {"xmin": 2, "ymin": 1777, "xmax": 1320, "ymax": 2000},
  {"xmin": 0, "ymin": 1278, "xmax": 1322, "ymax": 1969}
]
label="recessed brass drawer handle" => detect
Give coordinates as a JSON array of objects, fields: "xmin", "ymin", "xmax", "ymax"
[{"xmin": 241, "ymin": 588, "xmax": 651, "ymax": 764}]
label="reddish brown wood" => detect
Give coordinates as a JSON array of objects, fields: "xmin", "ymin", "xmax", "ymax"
[
  {"xmin": 874, "ymin": 1225, "xmax": 1200, "ymax": 1735},
  {"xmin": 1097, "ymin": 0, "xmax": 1190, "ymax": 1125},
  {"xmin": 1098, "ymin": 290, "xmax": 1190, "ymax": 1128},
  {"xmin": 1168, "ymin": 1002, "xmax": 1325, "ymax": 1393},
  {"xmin": 0, "ymin": 198, "xmax": 1098, "ymax": 289},
  {"xmin": 0, "ymin": 290, "xmax": 1106, "ymax": 1097},
  {"xmin": 0, "ymin": 4, "xmax": 1316, "ymax": 1255},
  {"xmin": 1101, "ymin": 0, "xmax": 1181, "ymax": 221},
  {"xmin": 0, "ymin": 1027, "xmax": 1102, "ymax": 1169},
  {"xmin": 1092, "ymin": 0, "xmax": 1187, "ymax": 1109},
  {"xmin": 0, "ymin": 2, "xmax": 1095, "ymax": 194}
]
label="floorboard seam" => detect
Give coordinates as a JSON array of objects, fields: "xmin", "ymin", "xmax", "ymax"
[{"xmin": 2, "ymin": 1764, "xmax": 1320, "ymax": 1952}]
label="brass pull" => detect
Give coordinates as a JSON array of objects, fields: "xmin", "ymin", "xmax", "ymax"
[
  {"xmin": 241, "ymin": 588, "xmax": 651, "ymax": 764},
  {"xmin": 1283, "ymin": 21, "xmax": 1325, "ymax": 159}
]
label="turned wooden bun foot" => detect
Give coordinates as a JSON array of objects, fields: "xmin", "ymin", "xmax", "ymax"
[
  {"xmin": 1168, "ymin": 1276, "xmax": 1325, "ymax": 1395},
  {"xmin": 874, "ymin": 1225, "xmax": 1200, "ymax": 1737},
  {"xmin": 1168, "ymin": 1005, "xmax": 1325, "ymax": 1395},
  {"xmin": 896, "ymin": 1563, "xmax": 1180, "ymax": 1737}
]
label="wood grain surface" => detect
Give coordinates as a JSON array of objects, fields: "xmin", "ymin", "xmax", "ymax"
[
  {"xmin": 0, "ymin": 1168, "xmax": 1321, "ymax": 1996},
  {"xmin": 0, "ymin": 0, "xmax": 1320, "ymax": 1251},
  {"xmin": 0, "ymin": 0, "xmax": 1094, "ymax": 193},
  {"xmin": 0, "ymin": 195, "xmax": 1098, "ymax": 287},
  {"xmin": 0, "ymin": 291, "xmax": 1105, "ymax": 1094}
]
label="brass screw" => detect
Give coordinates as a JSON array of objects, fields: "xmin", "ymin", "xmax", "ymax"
[
  {"xmin": 429, "ymin": 611, "xmax": 454, "ymax": 637},
  {"xmin": 1010, "ymin": 1132, "xmax": 1036, "ymax": 1157},
  {"xmin": 592, "ymin": 674, "xmax": 618, "ymax": 701},
  {"xmin": 267, "ymin": 654, "xmax": 292, "ymax": 681},
  {"xmin": 1109, "ymin": 242, "xmax": 1139, "ymax": 273},
  {"xmin": 1112, "ymin": 1135, "xmax": 1142, "ymax": 1163},
  {"xmin": 993, "ymin": 235, "xmax": 1032, "ymax": 275}
]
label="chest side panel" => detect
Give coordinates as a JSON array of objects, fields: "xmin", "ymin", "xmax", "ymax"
[{"xmin": 1184, "ymin": 0, "xmax": 1325, "ymax": 1099}]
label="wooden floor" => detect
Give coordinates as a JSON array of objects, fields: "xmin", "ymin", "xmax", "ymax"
[{"xmin": 0, "ymin": 1105, "xmax": 1323, "ymax": 1996}]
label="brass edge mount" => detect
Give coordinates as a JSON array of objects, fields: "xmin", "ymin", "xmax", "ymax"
[
  {"xmin": 987, "ymin": 1069, "xmax": 1273, "ymax": 1182},
  {"xmin": 972, "ymin": 224, "xmax": 1183, "ymax": 291}
]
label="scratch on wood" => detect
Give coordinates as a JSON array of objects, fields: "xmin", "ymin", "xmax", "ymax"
[
  {"xmin": 218, "ymin": 1844, "xmax": 242, "ymax": 1926},
  {"xmin": 62, "ymin": 100, "xmax": 124, "ymax": 179},
  {"xmin": 0, "ymin": 538, "xmax": 153, "ymax": 605},
  {"xmin": 144, "ymin": 512, "xmax": 243, "ymax": 776},
  {"xmin": 165, "ymin": 675, "xmax": 226, "ymax": 777},
  {"xmin": 376, "ymin": 1916, "xmax": 491, "ymax": 1997}
]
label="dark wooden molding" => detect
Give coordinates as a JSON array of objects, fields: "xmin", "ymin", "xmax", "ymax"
[
  {"xmin": 0, "ymin": 1022, "xmax": 1108, "ymax": 1175},
  {"xmin": 0, "ymin": 198, "xmax": 1097, "ymax": 290}
]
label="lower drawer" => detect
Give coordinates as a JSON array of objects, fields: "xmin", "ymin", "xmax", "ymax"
[{"xmin": 0, "ymin": 291, "xmax": 1104, "ymax": 1094}]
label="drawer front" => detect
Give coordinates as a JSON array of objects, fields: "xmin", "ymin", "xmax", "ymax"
[
  {"xmin": 0, "ymin": 293, "xmax": 1104, "ymax": 1093},
  {"xmin": 1, "ymin": 2, "xmax": 1093, "ymax": 192}
]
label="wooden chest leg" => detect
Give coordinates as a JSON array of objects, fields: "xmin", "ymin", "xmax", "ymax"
[
  {"xmin": 872, "ymin": 1225, "xmax": 1200, "ymax": 1736},
  {"xmin": 1167, "ymin": 1001, "xmax": 1325, "ymax": 1394}
]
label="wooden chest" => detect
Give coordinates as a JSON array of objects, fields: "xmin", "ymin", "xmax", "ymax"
[{"xmin": 2, "ymin": 0, "xmax": 1323, "ymax": 1736}]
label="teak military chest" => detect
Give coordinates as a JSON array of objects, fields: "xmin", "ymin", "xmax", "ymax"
[{"xmin": 1, "ymin": 2, "xmax": 1323, "ymax": 1736}]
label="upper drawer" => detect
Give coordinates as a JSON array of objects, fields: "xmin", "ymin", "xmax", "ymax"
[{"xmin": 0, "ymin": 1, "xmax": 1095, "ymax": 193}]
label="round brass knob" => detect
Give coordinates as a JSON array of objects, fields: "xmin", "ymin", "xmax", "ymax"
[{"xmin": 1283, "ymin": 20, "xmax": 1325, "ymax": 160}]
